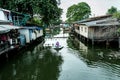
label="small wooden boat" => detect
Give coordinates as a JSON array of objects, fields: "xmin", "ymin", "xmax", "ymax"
[{"xmin": 53, "ymin": 46, "xmax": 64, "ymax": 51}]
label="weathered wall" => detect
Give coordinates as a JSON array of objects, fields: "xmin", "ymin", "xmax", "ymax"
[{"xmin": 93, "ymin": 26, "xmax": 119, "ymax": 41}]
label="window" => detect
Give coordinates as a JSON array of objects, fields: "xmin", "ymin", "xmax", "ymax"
[
  {"xmin": 85, "ymin": 27, "xmax": 87, "ymax": 32},
  {"xmin": 81, "ymin": 27, "xmax": 83, "ymax": 31}
]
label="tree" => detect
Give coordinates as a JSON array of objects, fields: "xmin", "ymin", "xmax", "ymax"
[
  {"xmin": 113, "ymin": 11, "xmax": 120, "ymax": 20},
  {"xmin": 0, "ymin": 0, "xmax": 62, "ymax": 26},
  {"xmin": 107, "ymin": 6, "xmax": 117, "ymax": 15},
  {"xmin": 66, "ymin": 2, "xmax": 91, "ymax": 22},
  {"xmin": 36, "ymin": 0, "xmax": 62, "ymax": 26},
  {"xmin": 114, "ymin": 11, "xmax": 120, "ymax": 35}
]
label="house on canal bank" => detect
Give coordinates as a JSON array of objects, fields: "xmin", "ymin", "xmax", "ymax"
[
  {"xmin": 0, "ymin": 8, "xmax": 44, "ymax": 55},
  {"xmin": 72, "ymin": 15, "xmax": 120, "ymax": 46}
]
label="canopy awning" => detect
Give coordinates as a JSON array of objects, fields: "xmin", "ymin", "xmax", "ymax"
[
  {"xmin": 0, "ymin": 25, "xmax": 21, "ymax": 34},
  {"xmin": 0, "ymin": 27, "xmax": 10, "ymax": 34},
  {"xmin": 21, "ymin": 27, "xmax": 42, "ymax": 30}
]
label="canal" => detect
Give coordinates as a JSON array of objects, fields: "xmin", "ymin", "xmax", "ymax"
[{"xmin": 0, "ymin": 33, "xmax": 120, "ymax": 80}]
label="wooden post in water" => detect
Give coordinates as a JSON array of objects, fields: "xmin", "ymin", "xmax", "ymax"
[
  {"xmin": 92, "ymin": 39, "xmax": 94, "ymax": 45},
  {"xmin": 6, "ymin": 53, "xmax": 8, "ymax": 58},
  {"xmin": 119, "ymin": 37, "xmax": 120, "ymax": 49},
  {"xmin": 106, "ymin": 40, "xmax": 109, "ymax": 46},
  {"xmin": 92, "ymin": 31, "xmax": 94, "ymax": 45}
]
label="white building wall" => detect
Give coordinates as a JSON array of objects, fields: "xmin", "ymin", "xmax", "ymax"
[
  {"xmin": 79, "ymin": 25, "xmax": 88, "ymax": 38},
  {"xmin": 32, "ymin": 32, "xmax": 36, "ymax": 40},
  {"xmin": 40, "ymin": 30, "xmax": 43, "ymax": 36},
  {"xmin": 19, "ymin": 29, "xmax": 30, "ymax": 43},
  {"xmin": 0, "ymin": 10, "xmax": 12, "ymax": 22},
  {"xmin": 37, "ymin": 30, "xmax": 40, "ymax": 38},
  {"xmin": 0, "ymin": 11, "xmax": 7, "ymax": 21}
]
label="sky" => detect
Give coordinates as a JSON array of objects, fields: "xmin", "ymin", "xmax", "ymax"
[{"xmin": 59, "ymin": 0, "xmax": 120, "ymax": 21}]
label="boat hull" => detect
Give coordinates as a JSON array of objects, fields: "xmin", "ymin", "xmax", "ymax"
[{"xmin": 53, "ymin": 46, "xmax": 63, "ymax": 51}]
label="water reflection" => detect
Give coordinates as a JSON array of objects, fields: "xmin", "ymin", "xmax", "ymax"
[
  {"xmin": 68, "ymin": 37, "xmax": 120, "ymax": 64},
  {"xmin": 0, "ymin": 43, "xmax": 63, "ymax": 80},
  {"xmin": 66, "ymin": 37, "xmax": 120, "ymax": 80}
]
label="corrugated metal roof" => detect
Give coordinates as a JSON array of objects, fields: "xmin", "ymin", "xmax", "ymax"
[
  {"xmin": 79, "ymin": 18, "xmax": 120, "ymax": 27},
  {"xmin": 0, "ymin": 25, "xmax": 21, "ymax": 29},
  {"xmin": 75, "ymin": 15, "xmax": 112, "ymax": 24}
]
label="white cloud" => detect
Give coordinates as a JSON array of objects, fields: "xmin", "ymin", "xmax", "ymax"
[{"xmin": 59, "ymin": 0, "xmax": 120, "ymax": 21}]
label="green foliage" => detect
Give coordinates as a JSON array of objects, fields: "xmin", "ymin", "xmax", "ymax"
[
  {"xmin": 113, "ymin": 11, "xmax": 120, "ymax": 19},
  {"xmin": 51, "ymin": 19, "xmax": 62, "ymax": 25},
  {"xmin": 112, "ymin": 11, "xmax": 120, "ymax": 35},
  {"xmin": 30, "ymin": 17, "xmax": 42, "ymax": 26},
  {"xmin": 66, "ymin": 2, "xmax": 91, "ymax": 22},
  {"xmin": 33, "ymin": 0, "xmax": 63, "ymax": 26},
  {"xmin": 107, "ymin": 6, "xmax": 117, "ymax": 15},
  {"xmin": 0, "ymin": 0, "xmax": 62, "ymax": 26},
  {"xmin": 52, "ymin": 27, "xmax": 61, "ymax": 35}
]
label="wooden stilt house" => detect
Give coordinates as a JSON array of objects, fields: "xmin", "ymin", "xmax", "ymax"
[{"xmin": 73, "ymin": 15, "xmax": 120, "ymax": 45}]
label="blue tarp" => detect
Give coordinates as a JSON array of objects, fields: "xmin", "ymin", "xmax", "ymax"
[{"xmin": 22, "ymin": 26, "xmax": 43, "ymax": 30}]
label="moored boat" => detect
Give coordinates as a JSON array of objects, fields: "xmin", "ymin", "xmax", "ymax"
[{"xmin": 53, "ymin": 46, "xmax": 64, "ymax": 52}]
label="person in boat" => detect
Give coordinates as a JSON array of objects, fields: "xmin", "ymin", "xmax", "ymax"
[{"xmin": 55, "ymin": 41, "xmax": 60, "ymax": 48}]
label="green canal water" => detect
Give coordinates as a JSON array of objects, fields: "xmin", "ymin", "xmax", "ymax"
[{"xmin": 0, "ymin": 35, "xmax": 120, "ymax": 80}]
